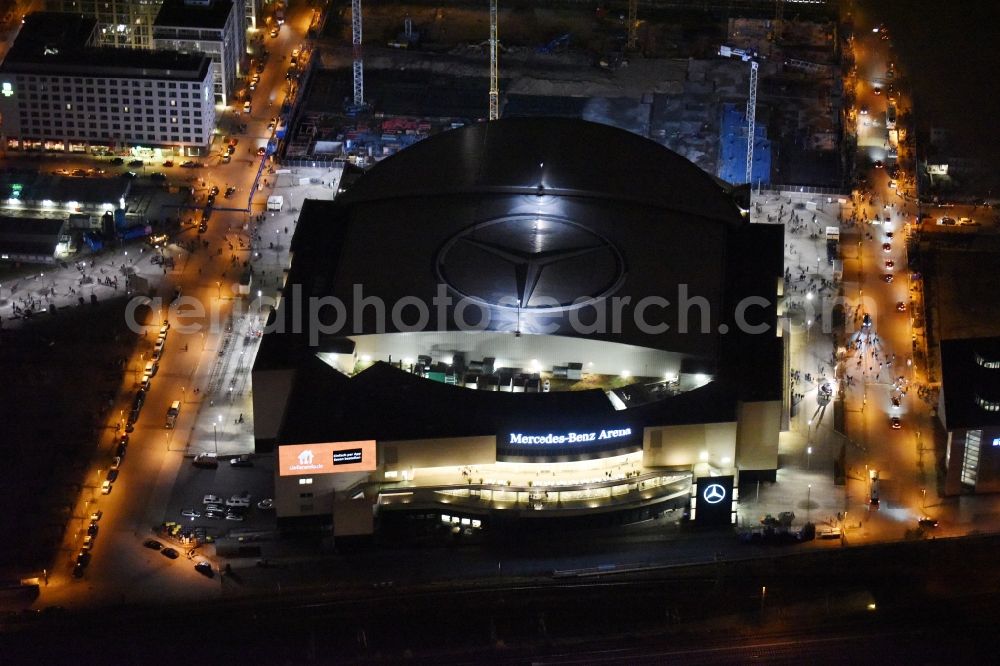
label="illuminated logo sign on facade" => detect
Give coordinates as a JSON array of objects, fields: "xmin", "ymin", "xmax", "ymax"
[
  {"xmin": 1, "ymin": 82, "xmax": 13, "ymax": 97},
  {"xmin": 702, "ymin": 483, "xmax": 726, "ymax": 504},
  {"xmin": 508, "ymin": 427, "xmax": 633, "ymax": 446},
  {"xmin": 278, "ymin": 440, "xmax": 376, "ymax": 476}
]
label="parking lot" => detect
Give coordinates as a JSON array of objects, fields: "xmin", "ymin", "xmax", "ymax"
[{"xmin": 162, "ymin": 452, "xmax": 276, "ymax": 539}]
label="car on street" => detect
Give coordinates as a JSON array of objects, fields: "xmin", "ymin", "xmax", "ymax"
[
  {"xmin": 72, "ymin": 563, "xmax": 86, "ymax": 578},
  {"xmin": 227, "ymin": 144, "xmax": 236, "ymax": 155},
  {"xmin": 203, "ymin": 494, "xmax": 223, "ymax": 505},
  {"xmin": 882, "ymin": 273, "xmax": 893, "ymax": 283},
  {"xmin": 101, "ymin": 480, "xmax": 112, "ymax": 495},
  {"xmin": 161, "ymin": 548, "xmax": 180, "ymax": 559},
  {"xmin": 163, "ymin": 160, "xmax": 174, "ymax": 167},
  {"xmin": 885, "ymin": 259, "xmax": 894, "ymax": 269},
  {"xmin": 106, "ymin": 469, "xmax": 119, "ymax": 483},
  {"xmin": 230, "ymin": 454, "xmax": 253, "ymax": 467},
  {"xmin": 882, "ymin": 243, "xmax": 892, "ymax": 253},
  {"xmin": 110, "ymin": 157, "xmax": 124, "ymax": 165},
  {"xmin": 76, "ymin": 550, "xmax": 91, "ymax": 567},
  {"xmin": 862, "ymin": 313, "xmax": 872, "ymax": 328},
  {"xmin": 181, "ymin": 509, "xmax": 202, "ymax": 519},
  {"xmin": 204, "ymin": 510, "xmax": 225, "ymax": 519},
  {"xmin": 206, "ymin": 194, "xmax": 216, "ymax": 206},
  {"xmin": 225, "ymin": 512, "xmax": 245, "ymax": 521},
  {"xmin": 225, "ymin": 186, "xmax": 236, "ymax": 198},
  {"xmin": 891, "ymin": 396, "xmax": 901, "ymax": 409},
  {"xmin": 869, "ymin": 470, "xmax": 880, "ymax": 506},
  {"xmin": 89, "ymin": 510, "xmax": 103, "ymax": 522},
  {"xmin": 115, "ymin": 438, "xmax": 128, "ymax": 458},
  {"xmin": 198, "ymin": 221, "xmax": 208, "ymax": 233},
  {"xmin": 859, "ymin": 105, "xmax": 868, "ymax": 115},
  {"xmin": 121, "ymin": 171, "xmax": 137, "ymax": 179},
  {"xmin": 256, "ymin": 146, "xmax": 266, "ymax": 156},
  {"xmin": 873, "ymin": 86, "xmax": 881, "ymax": 95},
  {"xmin": 205, "ymin": 504, "xmax": 226, "ymax": 514},
  {"xmin": 149, "ymin": 172, "xmax": 166, "ymax": 181},
  {"xmin": 193, "ymin": 453, "xmax": 218, "ymax": 469},
  {"xmin": 257, "ymin": 498, "xmax": 274, "ymax": 510},
  {"xmin": 873, "ymin": 160, "xmax": 883, "ymax": 169},
  {"xmin": 83, "ymin": 535, "xmax": 94, "ymax": 548},
  {"xmin": 87, "ymin": 521, "xmax": 99, "ymax": 536},
  {"xmin": 918, "ymin": 517, "xmax": 939, "ymax": 529},
  {"xmin": 128, "ymin": 159, "xmax": 143, "ymax": 167},
  {"xmin": 939, "ymin": 216, "xmax": 956, "ymax": 225},
  {"xmin": 180, "ymin": 160, "xmax": 200, "ymax": 168},
  {"xmin": 143, "ymin": 539, "xmax": 163, "ymax": 550},
  {"xmin": 269, "ymin": 26, "xmax": 279, "ymax": 38},
  {"xmin": 896, "ymin": 301, "xmax": 907, "ymax": 312},
  {"xmin": 195, "ymin": 561, "xmax": 214, "ymax": 577},
  {"xmin": 890, "ymin": 416, "xmax": 902, "ymax": 429},
  {"xmin": 209, "ymin": 185, "xmax": 220, "ymax": 197}
]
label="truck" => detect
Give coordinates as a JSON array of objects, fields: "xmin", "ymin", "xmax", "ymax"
[
  {"xmin": 825, "ymin": 226, "xmax": 840, "ymax": 264},
  {"xmin": 266, "ymin": 195, "xmax": 284, "ymax": 211},
  {"xmin": 886, "ymin": 102, "xmax": 897, "ymax": 130},
  {"xmin": 165, "ymin": 400, "xmax": 180, "ymax": 429}
]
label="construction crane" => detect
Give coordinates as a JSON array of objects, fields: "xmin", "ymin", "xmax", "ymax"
[
  {"xmin": 489, "ymin": 0, "xmax": 499, "ymax": 120},
  {"xmin": 719, "ymin": 45, "xmax": 761, "ymax": 186},
  {"xmin": 626, "ymin": 0, "xmax": 638, "ymax": 51},
  {"xmin": 351, "ymin": 0, "xmax": 364, "ymax": 108}
]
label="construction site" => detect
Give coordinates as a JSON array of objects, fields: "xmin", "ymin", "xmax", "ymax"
[{"xmin": 282, "ymin": 0, "xmax": 846, "ymax": 190}]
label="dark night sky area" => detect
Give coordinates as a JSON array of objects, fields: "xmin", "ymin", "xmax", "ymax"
[{"xmin": 867, "ymin": 1, "xmax": 1000, "ymax": 188}]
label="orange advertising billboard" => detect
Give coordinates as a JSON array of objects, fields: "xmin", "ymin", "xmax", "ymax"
[{"xmin": 278, "ymin": 440, "xmax": 377, "ymax": 476}]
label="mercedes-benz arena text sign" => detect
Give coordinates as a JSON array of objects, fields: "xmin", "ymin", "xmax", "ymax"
[
  {"xmin": 508, "ymin": 428, "xmax": 633, "ymax": 446},
  {"xmin": 278, "ymin": 440, "xmax": 377, "ymax": 476}
]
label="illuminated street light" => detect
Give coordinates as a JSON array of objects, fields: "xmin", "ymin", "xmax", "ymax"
[{"xmin": 807, "ymin": 446, "xmax": 813, "ymax": 470}]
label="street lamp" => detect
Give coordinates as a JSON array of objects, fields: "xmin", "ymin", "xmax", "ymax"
[
  {"xmin": 921, "ymin": 488, "xmax": 926, "ymax": 509},
  {"xmin": 216, "ymin": 281, "xmax": 222, "ymax": 299},
  {"xmin": 806, "ymin": 484, "xmax": 812, "ymax": 523},
  {"xmin": 213, "ymin": 415, "xmax": 220, "ymax": 455},
  {"xmin": 807, "ymin": 446, "xmax": 813, "ymax": 470}
]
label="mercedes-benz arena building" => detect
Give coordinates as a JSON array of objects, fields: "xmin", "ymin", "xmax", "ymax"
[{"xmin": 253, "ymin": 118, "xmax": 785, "ymax": 536}]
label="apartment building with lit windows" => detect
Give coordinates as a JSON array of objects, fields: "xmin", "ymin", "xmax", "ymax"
[
  {"xmin": 46, "ymin": 0, "xmax": 164, "ymax": 48},
  {"xmin": 0, "ymin": 13, "xmax": 216, "ymax": 155},
  {"xmin": 153, "ymin": 0, "xmax": 245, "ymax": 106}
]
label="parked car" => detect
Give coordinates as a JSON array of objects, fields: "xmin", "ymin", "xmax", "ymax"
[
  {"xmin": 257, "ymin": 498, "xmax": 274, "ymax": 510},
  {"xmin": 225, "ymin": 512, "xmax": 245, "ymax": 521},
  {"xmin": 101, "ymin": 480, "xmax": 112, "ymax": 495},
  {"xmin": 128, "ymin": 159, "xmax": 143, "ymax": 167},
  {"xmin": 87, "ymin": 521, "xmax": 99, "ymax": 536},
  {"xmin": 89, "ymin": 510, "xmax": 103, "ymax": 522},
  {"xmin": 890, "ymin": 416, "xmax": 902, "ymax": 429},
  {"xmin": 225, "ymin": 186, "xmax": 236, "ymax": 198},
  {"xmin": 162, "ymin": 160, "xmax": 174, "ymax": 167},
  {"xmin": 181, "ymin": 509, "xmax": 202, "ymax": 519},
  {"xmin": 203, "ymin": 494, "xmax": 223, "ymax": 505},
  {"xmin": 230, "ymin": 454, "xmax": 253, "ymax": 467},
  {"xmin": 204, "ymin": 510, "xmax": 225, "ymax": 519},
  {"xmin": 161, "ymin": 548, "xmax": 180, "ymax": 559},
  {"xmin": 918, "ymin": 517, "xmax": 939, "ymax": 529},
  {"xmin": 143, "ymin": 539, "xmax": 163, "ymax": 550},
  {"xmin": 195, "ymin": 561, "xmax": 215, "ymax": 577},
  {"xmin": 110, "ymin": 157, "xmax": 124, "ymax": 165}
]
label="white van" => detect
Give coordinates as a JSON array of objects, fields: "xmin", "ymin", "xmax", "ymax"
[
  {"xmin": 144, "ymin": 360, "xmax": 158, "ymax": 377},
  {"xmin": 166, "ymin": 400, "xmax": 181, "ymax": 428}
]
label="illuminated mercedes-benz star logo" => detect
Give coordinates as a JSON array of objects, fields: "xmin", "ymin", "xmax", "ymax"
[
  {"xmin": 703, "ymin": 484, "xmax": 726, "ymax": 504},
  {"xmin": 435, "ymin": 215, "xmax": 625, "ymax": 313}
]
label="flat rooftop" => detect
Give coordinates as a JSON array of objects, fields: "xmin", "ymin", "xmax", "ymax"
[
  {"xmin": 154, "ymin": 0, "xmax": 234, "ymax": 31},
  {"xmin": 2, "ymin": 12, "xmax": 211, "ymax": 81}
]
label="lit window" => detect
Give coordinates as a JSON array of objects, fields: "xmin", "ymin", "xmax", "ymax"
[{"xmin": 298, "ymin": 477, "xmax": 313, "ymax": 485}]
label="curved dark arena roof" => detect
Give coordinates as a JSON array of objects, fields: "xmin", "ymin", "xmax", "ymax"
[
  {"xmin": 257, "ymin": 119, "xmax": 784, "ymax": 450},
  {"xmin": 340, "ymin": 117, "xmax": 744, "ymax": 228}
]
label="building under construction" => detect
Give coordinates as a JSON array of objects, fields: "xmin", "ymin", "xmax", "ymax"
[{"xmin": 282, "ymin": 1, "xmax": 844, "ymax": 189}]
